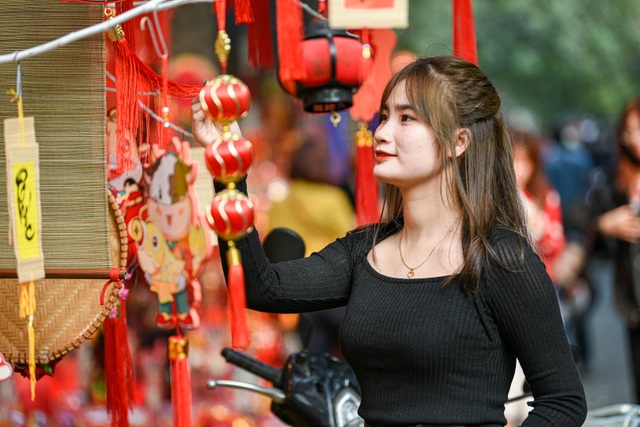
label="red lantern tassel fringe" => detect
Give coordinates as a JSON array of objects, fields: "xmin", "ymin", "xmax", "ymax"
[
  {"xmin": 453, "ymin": 0, "xmax": 478, "ymax": 65},
  {"xmin": 103, "ymin": 273, "xmax": 134, "ymax": 427},
  {"xmin": 227, "ymin": 242, "xmax": 250, "ymax": 349},
  {"xmin": 276, "ymin": 0, "xmax": 306, "ymax": 94},
  {"xmin": 355, "ymin": 122, "xmax": 380, "ymax": 226},
  {"xmin": 169, "ymin": 336, "xmax": 192, "ymax": 427},
  {"xmin": 235, "ymin": 0, "xmax": 254, "ymax": 24},
  {"xmin": 247, "ymin": 0, "xmax": 274, "ymax": 69}
]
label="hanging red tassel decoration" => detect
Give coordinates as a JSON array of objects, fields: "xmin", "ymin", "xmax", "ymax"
[
  {"xmin": 200, "ymin": 75, "xmax": 254, "ymax": 349},
  {"xmin": 247, "ymin": 0, "xmax": 274, "ymax": 69},
  {"xmin": 276, "ymin": 0, "xmax": 306, "ymax": 94},
  {"xmin": 354, "ymin": 122, "xmax": 379, "ymax": 225},
  {"xmin": 349, "ymin": 29, "xmax": 397, "ymax": 225},
  {"xmin": 226, "ymin": 242, "xmax": 250, "ymax": 348},
  {"xmin": 452, "ymin": 0, "xmax": 478, "ymax": 65},
  {"xmin": 168, "ymin": 335, "xmax": 192, "ymax": 427},
  {"xmin": 205, "ymin": 183, "xmax": 255, "ymax": 350},
  {"xmin": 102, "ymin": 269, "xmax": 134, "ymax": 427},
  {"xmin": 235, "ymin": 0, "xmax": 254, "ymax": 24},
  {"xmin": 105, "ymin": 7, "xmax": 203, "ymax": 173}
]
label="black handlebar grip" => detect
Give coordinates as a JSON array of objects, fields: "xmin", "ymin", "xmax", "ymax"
[{"xmin": 221, "ymin": 348, "xmax": 282, "ymax": 384}]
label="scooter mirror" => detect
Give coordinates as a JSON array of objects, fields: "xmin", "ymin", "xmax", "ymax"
[{"xmin": 263, "ymin": 227, "xmax": 306, "ymax": 263}]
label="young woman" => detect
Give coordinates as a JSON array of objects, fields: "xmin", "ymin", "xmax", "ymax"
[{"xmin": 192, "ymin": 56, "xmax": 587, "ymax": 426}]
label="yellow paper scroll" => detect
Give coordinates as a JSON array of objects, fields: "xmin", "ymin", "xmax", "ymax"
[{"xmin": 4, "ymin": 117, "xmax": 44, "ymax": 283}]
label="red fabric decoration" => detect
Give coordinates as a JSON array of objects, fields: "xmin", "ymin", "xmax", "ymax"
[
  {"xmin": 452, "ymin": 0, "xmax": 478, "ymax": 65},
  {"xmin": 227, "ymin": 245, "xmax": 250, "ymax": 349},
  {"xmin": 350, "ymin": 29, "xmax": 396, "ymax": 122},
  {"xmin": 349, "ymin": 29, "xmax": 396, "ymax": 225},
  {"xmin": 168, "ymin": 336, "xmax": 192, "ymax": 427},
  {"xmin": 355, "ymin": 123, "xmax": 379, "ymax": 225},
  {"xmin": 235, "ymin": 0, "xmax": 254, "ymax": 24},
  {"xmin": 276, "ymin": 0, "xmax": 306, "ymax": 94},
  {"xmin": 247, "ymin": 0, "xmax": 274, "ymax": 69},
  {"xmin": 102, "ymin": 271, "xmax": 134, "ymax": 427}
]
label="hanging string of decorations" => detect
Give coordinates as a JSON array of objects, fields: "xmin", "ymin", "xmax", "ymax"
[{"xmin": 201, "ymin": 0, "xmax": 255, "ymax": 350}]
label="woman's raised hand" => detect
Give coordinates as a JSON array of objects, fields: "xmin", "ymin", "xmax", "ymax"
[{"xmin": 191, "ymin": 96, "xmax": 242, "ymax": 146}]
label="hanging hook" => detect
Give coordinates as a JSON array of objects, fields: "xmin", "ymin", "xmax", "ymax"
[{"xmin": 140, "ymin": 9, "xmax": 168, "ymax": 60}]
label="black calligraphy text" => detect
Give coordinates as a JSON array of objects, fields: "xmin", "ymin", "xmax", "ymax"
[{"xmin": 15, "ymin": 168, "xmax": 35, "ymax": 241}]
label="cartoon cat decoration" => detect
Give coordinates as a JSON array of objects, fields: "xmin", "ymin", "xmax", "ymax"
[{"xmin": 128, "ymin": 137, "xmax": 212, "ymax": 330}]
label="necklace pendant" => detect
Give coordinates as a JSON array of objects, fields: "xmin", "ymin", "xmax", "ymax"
[{"xmin": 407, "ymin": 269, "xmax": 415, "ymax": 278}]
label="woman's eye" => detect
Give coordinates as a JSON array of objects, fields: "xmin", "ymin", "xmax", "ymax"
[
  {"xmin": 401, "ymin": 114, "xmax": 414, "ymax": 122},
  {"xmin": 379, "ymin": 113, "xmax": 388, "ymax": 122}
]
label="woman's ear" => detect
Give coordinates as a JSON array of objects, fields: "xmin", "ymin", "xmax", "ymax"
[{"xmin": 450, "ymin": 127, "xmax": 471, "ymax": 158}]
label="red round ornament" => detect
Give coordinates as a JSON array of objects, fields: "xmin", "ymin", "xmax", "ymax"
[
  {"xmin": 204, "ymin": 133, "xmax": 253, "ymax": 183},
  {"xmin": 199, "ymin": 75, "xmax": 251, "ymax": 122},
  {"xmin": 207, "ymin": 189, "xmax": 255, "ymax": 241}
]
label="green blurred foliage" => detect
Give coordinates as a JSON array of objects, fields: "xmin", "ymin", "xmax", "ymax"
[{"xmin": 395, "ymin": 0, "xmax": 640, "ymax": 129}]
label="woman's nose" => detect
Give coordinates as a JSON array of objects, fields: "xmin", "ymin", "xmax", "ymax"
[{"xmin": 374, "ymin": 123, "xmax": 389, "ymax": 145}]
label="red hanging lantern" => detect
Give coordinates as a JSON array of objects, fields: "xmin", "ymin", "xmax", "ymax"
[{"xmin": 279, "ymin": 20, "xmax": 372, "ymax": 113}]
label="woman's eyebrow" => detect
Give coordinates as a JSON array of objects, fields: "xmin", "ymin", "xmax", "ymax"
[
  {"xmin": 395, "ymin": 103, "xmax": 414, "ymax": 111},
  {"xmin": 381, "ymin": 103, "xmax": 414, "ymax": 112}
]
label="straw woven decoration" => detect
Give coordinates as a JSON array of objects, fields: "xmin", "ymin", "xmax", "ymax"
[{"xmin": 0, "ymin": 2, "xmax": 122, "ymax": 364}]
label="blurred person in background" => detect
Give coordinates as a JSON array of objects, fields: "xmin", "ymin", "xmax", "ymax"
[
  {"xmin": 543, "ymin": 117, "xmax": 597, "ymax": 371},
  {"xmin": 588, "ymin": 96, "xmax": 640, "ymax": 402},
  {"xmin": 507, "ymin": 127, "xmax": 568, "ymax": 425}
]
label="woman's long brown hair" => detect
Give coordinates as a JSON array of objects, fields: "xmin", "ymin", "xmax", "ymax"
[{"xmin": 372, "ymin": 56, "xmax": 530, "ymax": 296}]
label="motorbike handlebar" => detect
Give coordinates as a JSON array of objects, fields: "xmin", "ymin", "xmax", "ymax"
[{"xmin": 221, "ymin": 347, "xmax": 283, "ymax": 385}]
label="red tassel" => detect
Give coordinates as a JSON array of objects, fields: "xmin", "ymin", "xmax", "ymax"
[
  {"xmin": 112, "ymin": 38, "xmax": 140, "ymax": 174},
  {"xmin": 117, "ymin": 0, "xmax": 136, "ymax": 50},
  {"xmin": 235, "ymin": 0, "xmax": 254, "ymax": 24},
  {"xmin": 227, "ymin": 243, "xmax": 250, "ymax": 349},
  {"xmin": 168, "ymin": 336, "xmax": 192, "ymax": 427},
  {"xmin": 350, "ymin": 29, "xmax": 396, "ymax": 123},
  {"xmin": 276, "ymin": 0, "xmax": 306, "ymax": 94},
  {"xmin": 103, "ymin": 281, "xmax": 133, "ymax": 427},
  {"xmin": 109, "ymin": 15, "xmax": 201, "ymax": 173},
  {"xmin": 452, "ymin": 0, "xmax": 478, "ymax": 65},
  {"xmin": 355, "ymin": 122, "xmax": 380, "ymax": 226},
  {"xmin": 247, "ymin": 0, "xmax": 274, "ymax": 69}
]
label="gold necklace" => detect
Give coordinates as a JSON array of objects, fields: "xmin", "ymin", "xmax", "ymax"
[{"xmin": 399, "ymin": 221, "xmax": 458, "ymax": 278}]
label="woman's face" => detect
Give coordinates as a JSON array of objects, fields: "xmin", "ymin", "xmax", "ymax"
[
  {"xmin": 373, "ymin": 80, "xmax": 441, "ymax": 190},
  {"xmin": 622, "ymin": 111, "xmax": 640, "ymax": 159}
]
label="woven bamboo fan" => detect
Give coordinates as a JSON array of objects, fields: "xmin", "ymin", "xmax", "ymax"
[
  {"xmin": 0, "ymin": 3, "xmax": 118, "ymax": 365},
  {"xmin": 0, "ymin": 194, "xmax": 126, "ymax": 365}
]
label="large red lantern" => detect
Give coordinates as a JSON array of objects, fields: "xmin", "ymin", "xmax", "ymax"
[{"xmin": 279, "ymin": 20, "xmax": 372, "ymax": 113}]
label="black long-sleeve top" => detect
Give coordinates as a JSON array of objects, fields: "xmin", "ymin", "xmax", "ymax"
[{"xmin": 219, "ymin": 205, "xmax": 587, "ymax": 426}]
